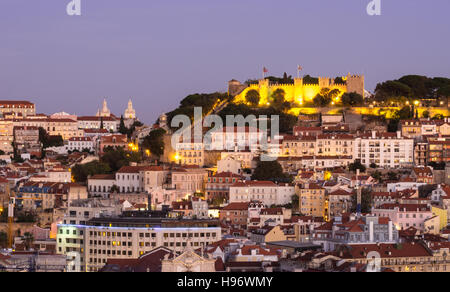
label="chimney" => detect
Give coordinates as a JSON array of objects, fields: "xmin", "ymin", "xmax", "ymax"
[
  {"xmin": 388, "ymin": 221, "xmax": 393, "ymax": 241},
  {"xmin": 396, "ymin": 131, "xmax": 401, "ymax": 139},
  {"xmin": 371, "ymin": 131, "xmax": 376, "ymax": 139}
]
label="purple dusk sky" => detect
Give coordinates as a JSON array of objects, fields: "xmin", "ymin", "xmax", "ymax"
[{"xmin": 0, "ymin": 0, "xmax": 449, "ymax": 124}]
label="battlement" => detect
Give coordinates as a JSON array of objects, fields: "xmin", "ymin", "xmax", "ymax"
[
  {"xmin": 269, "ymin": 83, "xmax": 295, "ymax": 87},
  {"xmin": 229, "ymin": 72, "xmax": 365, "ymax": 105}
]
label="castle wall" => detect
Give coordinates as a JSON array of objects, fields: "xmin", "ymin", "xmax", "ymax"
[{"xmin": 233, "ymin": 75, "xmax": 361, "ymax": 105}]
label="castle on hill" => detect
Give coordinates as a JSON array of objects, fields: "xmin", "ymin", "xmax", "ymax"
[{"xmin": 228, "ymin": 73, "xmax": 364, "ymax": 105}]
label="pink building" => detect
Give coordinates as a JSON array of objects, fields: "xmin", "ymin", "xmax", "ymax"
[{"xmin": 372, "ymin": 203, "xmax": 433, "ymax": 231}]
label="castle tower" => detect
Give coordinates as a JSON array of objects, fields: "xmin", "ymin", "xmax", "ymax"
[
  {"xmin": 294, "ymin": 78, "xmax": 304, "ymax": 104},
  {"xmin": 228, "ymin": 79, "xmax": 247, "ymax": 97},
  {"xmin": 318, "ymin": 77, "xmax": 331, "ymax": 89},
  {"xmin": 96, "ymin": 98, "xmax": 111, "ymax": 117},
  {"xmin": 124, "ymin": 99, "xmax": 136, "ymax": 119},
  {"xmin": 258, "ymin": 79, "xmax": 270, "ymax": 105},
  {"xmin": 346, "ymin": 73, "xmax": 365, "ymax": 97}
]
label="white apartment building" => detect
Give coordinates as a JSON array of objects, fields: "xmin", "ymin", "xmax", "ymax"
[
  {"xmin": 191, "ymin": 197, "xmax": 209, "ymax": 219},
  {"xmin": 115, "ymin": 166, "xmax": 172, "ymax": 194},
  {"xmin": 115, "ymin": 166, "xmax": 146, "ymax": 193},
  {"xmin": 354, "ymin": 131, "xmax": 414, "ymax": 168},
  {"xmin": 229, "ymin": 181, "xmax": 294, "ymax": 206},
  {"xmin": 77, "ymin": 116, "xmax": 119, "ymax": 132},
  {"xmin": 88, "ymin": 174, "xmax": 116, "ymax": 198},
  {"xmin": 210, "ymin": 126, "xmax": 265, "ymax": 151},
  {"xmin": 66, "ymin": 137, "xmax": 95, "ymax": 153},
  {"xmin": 387, "ymin": 180, "xmax": 427, "ymax": 192}
]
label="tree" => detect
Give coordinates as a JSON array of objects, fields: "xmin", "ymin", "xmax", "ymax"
[
  {"xmin": 71, "ymin": 160, "xmax": 112, "ymax": 183},
  {"xmin": 328, "ymin": 89, "xmax": 341, "ymax": 101},
  {"xmin": 429, "ymin": 161, "xmax": 445, "ymax": 170},
  {"xmin": 17, "ymin": 211, "xmax": 37, "ymax": 223},
  {"xmin": 245, "ymin": 90, "xmax": 260, "ymax": 106},
  {"xmin": 100, "ymin": 117, "xmax": 104, "ymax": 129},
  {"xmin": 387, "ymin": 171, "xmax": 398, "ymax": 181},
  {"xmin": 303, "ymin": 75, "xmax": 319, "ymax": 84},
  {"xmin": 291, "ymin": 194, "xmax": 299, "ymax": 211},
  {"xmin": 142, "ymin": 128, "xmax": 166, "ymax": 158},
  {"xmin": 432, "ymin": 114, "xmax": 444, "ymax": 120},
  {"xmin": 0, "ymin": 231, "xmax": 7, "ymax": 248},
  {"xmin": 23, "ymin": 232, "xmax": 34, "ymax": 250},
  {"xmin": 418, "ymin": 184, "xmax": 437, "ymax": 198},
  {"xmin": 313, "ymin": 94, "xmax": 331, "ymax": 107},
  {"xmin": 12, "ymin": 142, "xmax": 24, "ymax": 163},
  {"xmin": 38, "ymin": 127, "xmax": 63, "ymax": 148},
  {"xmin": 349, "ymin": 160, "xmax": 366, "ymax": 173},
  {"xmin": 375, "ymin": 80, "xmax": 413, "ymax": 101},
  {"xmin": 251, "ymin": 160, "xmax": 286, "ymax": 181},
  {"xmin": 372, "ymin": 170, "xmax": 382, "ymax": 182},
  {"xmin": 422, "ymin": 110, "xmax": 430, "ymax": 119},
  {"xmin": 387, "ymin": 119, "xmax": 399, "ymax": 132},
  {"xmin": 351, "ymin": 188, "xmax": 372, "ymax": 214},
  {"xmin": 271, "ymin": 89, "xmax": 288, "ymax": 111},
  {"xmin": 394, "ymin": 106, "xmax": 414, "ymax": 120},
  {"xmin": 369, "ymin": 163, "xmax": 378, "ymax": 169},
  {"xmin": 100, "ymin": 147, "xmax": 131, "ymax": 172},
  {"xmin": 119, "ymin": 115, "xmax": 127, "ymax": 134},
  {"xmin": 341, "ymin": 92, "xmax": 364, "ymax": 106}
]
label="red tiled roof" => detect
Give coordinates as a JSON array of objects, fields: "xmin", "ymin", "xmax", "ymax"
[
  {"xmin": 329, "ymin": 189, "xmax": 352, "ymax": 196},
  {"xmin": 222, "ymin": 202, "xmax": 249, "ymax": 211},
  {"xmin": 231, "ymin": 180, "xmax": 277, "ymax": 187},
  {"xmin": 338, "ymin": 243, "xmax": 431, "ymax": 259},
  {"xmin": 89, "ymin": 174, "xmax": 115, "ymax": 180}
]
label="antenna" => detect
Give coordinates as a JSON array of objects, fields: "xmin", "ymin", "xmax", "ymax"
[
  {"xmin": 8, "ymin": 191, "xmax": 15, "ymax": 249},
  {"xmin": 356, "ymin": 169, "xmax": 361, "ymax": 216}
]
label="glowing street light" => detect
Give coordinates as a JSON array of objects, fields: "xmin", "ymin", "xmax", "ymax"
[{"xmin": 414, "ymin": 100, "xmax": 420, "ymax": 106}]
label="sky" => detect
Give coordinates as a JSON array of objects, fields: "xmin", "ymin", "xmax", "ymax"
[{"xmin": 0, "ymin": 0, "xmax": 449, "ymax": 124}]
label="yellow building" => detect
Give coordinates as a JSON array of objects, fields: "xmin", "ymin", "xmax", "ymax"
[
  {"xmin": 229, "ymin": 73, "xmax": 364, "ymax": 106},
  {"xmin": 296, "ymin": 183, "xmax": 327, "ymax": 219},
  {"xmin": 432, "ymin": 206, "xmax": 448, "ymax": 231},
  {"xmin": 249, "ymin": 225, "xmax": 288, "ymax": 244}
]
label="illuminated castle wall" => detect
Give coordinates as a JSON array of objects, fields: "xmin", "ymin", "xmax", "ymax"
[{"xmin": 229, "ymin": 73, "xmax": 364, "ymax": 105}]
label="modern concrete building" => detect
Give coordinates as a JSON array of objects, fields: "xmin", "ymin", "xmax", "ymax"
[{"xmin": 57, "ymin": 217, "xmax": 221, "ymax": 272}]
